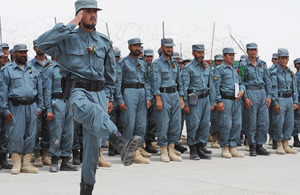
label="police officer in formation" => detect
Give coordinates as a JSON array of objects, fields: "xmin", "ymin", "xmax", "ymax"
[
  {"xmin": 36, "ymin": 0, "xmax": 141, "ymax": 194},
  {"xmin": 293, "ymin": 58, "xmax": 300, "ymax": 147},
  {"xmin": 183, "ymin": 44, "xmax": 215, "ymax": 160}
]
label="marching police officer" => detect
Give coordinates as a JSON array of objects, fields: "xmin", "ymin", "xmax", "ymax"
[
  {"xmin": 269, "ymin": 48, "xmax": 298, "ymax": 155},
  {"xmin": 43, "ymin": 59, "xmax": 79, "ymax": 172},
  {"xmin": 116, "ymin": 38, "xmax": 152, "ymax": 164},
  {"xmin": 210, "ymin": 54, "xmax": 223, "ymax": 149},
  {"xmin": 1, "ymin": 44, "xmax": 44, "ymax": 174},
  {"xmin": 213, "ymin": 48, "xmax": 245, "ymax": 159},
  {"xmin": 239, "ymin": 43, "xmax": 273, "ymax": 156},
  {"xmin": 182, "ymin": 44, "xmax": 216, "ymax": 160},
  {"xmin": 151, "ymin": 38, "xmax": 185, "ymax": 162},
  {"xmin": 293, "ymin": 58, "xmax": 300, "ymax": 147},
  {"xmin": 37, "ymin": 1, "xmax": 141, "ymax": 194}
]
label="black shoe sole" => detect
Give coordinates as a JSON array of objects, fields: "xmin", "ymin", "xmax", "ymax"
[{"xmin": 122, "ymin": 136, "xmax": 142, "ymax": 166}]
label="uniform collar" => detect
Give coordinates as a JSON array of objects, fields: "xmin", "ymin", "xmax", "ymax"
[
  {"xmin": 246, "ymin": 57, "xmax": 262, "ymax": 66},
  {"xmin": 12, "ymin": 61, "xmax": 30, "ymax": 71},
  {"xmin": 223, "ymin": 62, "xmax": 235, "ymax": 69},
  {"xmin": 160, "ymin": 55, "xmax": 174, "ymax": 65},
  {"xmin": 277, "ymin": 63, "xmax": 290, "ymax": 73},
  {"xmin": 128, "ymin": 55, "xmax": 139, "ymax": 64},
  {"xmin": 78, "ymin": 26, "xmax": 97, "ymax": 41}
]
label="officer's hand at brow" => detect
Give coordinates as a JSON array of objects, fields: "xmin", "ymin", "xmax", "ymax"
[
  {"xmin": 217, "ymin": 102, "xmax": 224, "ymax": 112},
  {"xmin": 184, "ymin": 106, "xmax": 190, "ymax": 114},
  {"xmin": 107, "ymin": 102, "xmax": 113, "ymax": 113},
  {"xmin": 147, "ymin": 100, "xmax": 151, "ymax": 109},
  {"xmin": 235, "ymin": 91, "xmax": 244, "ymax": 101},
  {"xmin": 118, "ymin": 103, "xmax": 127, "ymax": 112},
  {"xmin": 274, "ymin": 105, "xmax": 281, "ymax": 115},
  {"xmin": 70, "ymin": 10, "xmax": 83, "ymax": 26},
  {"xmin": 266, "ymin": 98, "xmax": 271, "ymax": 108},
  {"xmin": 46, "ymin": 112, "xmax": 54, "ymax": 122},
  {"xmin": 244, "ymin": 98, "xmax": 252, "ymax": 110},
  {"xmin": 6, "ymin": 113, "xmax": 14, "ymax": 126}
]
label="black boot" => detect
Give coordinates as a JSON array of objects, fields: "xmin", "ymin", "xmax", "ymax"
[
  {"xmin": 80, "ymin": 148, "xmax": 83, "ymax": 163},
  {"xmin": 197, "ymin": 143, "xmax": 211, "ymax": 159},
  {"xmin": 189, "ymin": 144, "xmax": 200, "ymax": 160},
  {"xmin": 108, "ymin": 143, "xmax": 116, "ymax": 156},
  {"xmin": 80, "ymin": 183, "xmax": 94, "ymax": 195},
  {"xmin": 256, "ymin": 144, "xmax": 270, "ymax": 155},
  {"xmin": 109, "ymin": 131, "xmax": 141, "ymax": 166},
  {"xmin": 60, "ymin": 157, "xmax": 80, "ymax": 171},
  {"xmin": 272, "ymin": 141, "xmax": 277, "ymax": 149},
  {"xmin": 50, "ymin": 156, "xmax": 59, "ymax": 172},
  {"xmin": 72, "ymin": 149, "xmax": 81, "ymax": 165},
  {"xmin": 249, "ymin": 144, "xmax": 257, "ymax": 156},
  {"xmin": 175, "ymin": 143, "xmax": 187, "ymax": 153},
  {"xmin": 293, "ymin": 135, "xmax": 300, "ymax": 147},
  {"xmin": 145, "ymin": 140, "xmax": 158, "ymax": 153},
  {"xmin": 201, "ymin": 146, "xmax": 212, "ymax": 154},
  {"xmin": 0, "ymin": 153, "xmax": 13, "ymax": 169}
]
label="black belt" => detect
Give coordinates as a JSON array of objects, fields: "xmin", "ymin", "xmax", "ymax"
[
  {"xmin": 221, "ymin": 91, "xmax": 235, "ymax": 100},
  {"xmin": 52, "ymin": 93, "xmax": 64, "ymax": 99},
  {"xmin": 123, "ymin": 83, "xmax": 144, "ymax": 89},
  {"xmin": 278, "ymin": 92, "xmax": 292, "ymax": 98},
  {"xmin": 187, "ymin": 90, "xmax": 209, "ymax": 98},
  {"xmin": 160, "ymin": 87, "xmax": 177, "ymax": 93},
  {"xmin": 246, "ymin": 85, "xmax": 264, "ymax": 90},
  {"xmin": 9, "ymin": 96, "xmax": 38, "ymax": 106},
  {"xmin": 71, "ymin": 80, "xmax": 103, "ymax": 91}
]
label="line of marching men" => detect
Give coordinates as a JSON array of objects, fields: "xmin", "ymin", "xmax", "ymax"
[{"xmin": 1, "ymin": 38, "xmax": 300, "ymax": 174}]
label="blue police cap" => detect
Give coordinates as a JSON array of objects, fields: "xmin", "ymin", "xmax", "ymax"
[
  {"xmin": 13, "ymin": 44, "xmax": 28, "ymax": 52},
  {"xmin": 114, "ymin": 49, "xmax": 121, "ymax": 57},
  {"xmin": 172, "ymin": 52, "xmax": 181, "ymax": 59},
  {"xmin": 240, "ymin": 55, "xmax": 248, "ymax": 61},
  {"xmin": 1, "ymin": 43, "xmax": 9, "ymax": 48},
  {"xmin": 0, "ymin": 48, "xmax": 4, "ymax": 56},
  {"xmin": 272, "ymin": 53, "xmax": 278, "ymax": 59},
  {"xmin": 246, "ymin": 42, "xmax": 258, "ymax": 49},
  {"xmin": 192, "ymin": 44, "xmax": 205, "ymax": 51},
  {"xmin": 128, "ymin": 38, "xmax": 142, "ymax": 46},
  {"xmin": 294, "ymin": 58, "xmax": 300, "ymax": 65},
  {"xmin": 75, "ymin": 0, "xmax": 101, "ymax": 14},
  {"xmin": 222, "ymin": 47, "xmax": 236, "ymax": 55},
  {"xmin": 214, "ymin": 54, "xmax": 223, "ymax": 61},
  {"xmin": 144, "ymin": 49, "xmax": 154, "ymax": 56},
  {"xmin": 277, "ymin": 48, "xmax": 289, "ymax": 57},
  {"xmin": 161, "ymin": 38, "xmax": 175, "ymax": 46}
]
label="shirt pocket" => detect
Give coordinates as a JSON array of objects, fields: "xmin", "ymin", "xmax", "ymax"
[
  {"xmin": 161, "ymin": 68, "xmax": 170, "ymax": 80},
  {"xmin": 190, "ymin": 70, "xmax": 201, "ymax": 84},
  {"xmin": 10, "ymin": 74, "xmax": 23, "ymax": 88},
  {"xmin": 66, "ymin": 37, "xmax": 85, "ymax": 65},
  {"xmin": 94, "ymin": 48, "xmax": 105, "ymax": 73},
  {"xmin": 171, "ymin": 67, "xmax": 178, "ymax": 80},
  {"xmin": 29, "ymin": 74, "xmax": 38, "ymax": 90},
  {"xmin": 124, "ymin": 66, "xmax": 136, "ymax": 80}
]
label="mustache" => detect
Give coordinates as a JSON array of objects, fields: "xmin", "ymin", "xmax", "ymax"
[{"xmin": 89, "ymin": 17, "xmax": 96, "ymax": 21}]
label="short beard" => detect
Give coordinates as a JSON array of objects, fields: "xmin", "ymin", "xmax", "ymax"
[
  {"xmin": 15, "ymin": 57, "xmax": 27, "ymax": 65},
  {"xmin": 81, "ymin": 20, "xmax": 96, "ymax": 30},
  {"xmin": 131, "ymin": 50, "xmax": 141, "ymax": 57},
  {"xmin": 195, "ymin": 56, "xmax": 204, "ymax": 62},
  {"xmin": 163, "ymin": 51, "xmax": 172, "ymax": 57}
]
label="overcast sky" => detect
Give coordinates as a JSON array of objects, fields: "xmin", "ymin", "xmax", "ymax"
[{"xmin": 1, "ymin": 0, "xmax": 299, "ymax": 68}]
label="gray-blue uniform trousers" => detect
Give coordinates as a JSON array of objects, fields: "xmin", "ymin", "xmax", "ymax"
[
  {"xmin": 1, "ymin": 61, "xmax": 44, "ymax": 155},
  {"xmin": 240, "ymin": 58, "xmax": 273, "ymax": 145},
  {"xmin": 115, "ymin": 55, "xmax": 151, "ymax": 144},
  {"xmin": 268, "ymin": 63, "xmax": 277, "ymax": 138},
  {"xmin": 210, "ymin": 65, "xmax": 220, "ymax": 137},
  {"xmin": 43, "ymin": 61, "xmax": 74, "ymax": 158},
  {"xmin": 293, "ymin": 71, "xmax": 300, "ymax": 136},
  {"xmin": 213, "ymin": 63, "xmax": 245, "ymax": 147},
  {"xmin": 29, "ymin": 57, "xmax": 51, "ymax": 151},
  {"xmin": 37, "ymin": 23, "xmax": 117, "ymax": 185},
  {"xmin": 182, "ymin": 60, "xmax": 216, "ymax": 146},
  {"xmin": 269, "ymin": 63, "xmax": 298, "ymax": 142},
  {"xmin": 0, "ymin": 66, "xmax": 9, "ymax": 155},
  {"xmin": 151, "ymin": 55, "xmax": 184, "ymax": 146}
]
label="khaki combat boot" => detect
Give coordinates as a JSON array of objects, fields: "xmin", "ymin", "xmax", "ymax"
[
  {"xmin": 283, "ymin": 139, "xmax": 297, "ymax": 154},
  {"xmin": 160, "ymin": 146, "xmax": 170, "ymax": 162},
  {"xmin": 168, "ymin": 143, "xmax": 182, "ymax": 162},
  {"xmin": 133, "ymin": 149, "xmax": 150, "ymax": 164},
  {"xmin": 33, "ymin": 150, "xmax": 43, "ymax": 167},
  {"xmin": 151, "ymin": 142, "xmax": 160, "ymax": 150},
  {"xmin": 211, "ymin": 135, "xmax": 221, "ymax": 149},
  {"xmin": 139, "ymin": 147, "xmax": 152, "ymax": 158},
  {"xmin": 229, "ymin": 147, "xmax": 244, "ymax": 158},
  {"xmin": 21, "ymin": 154, "xmax": 39, "ymax": 174},
  {"xmin": 42, "ymin": 150, "xmax": 51, "ymax": 166},
  {"xmin": 208, "ymin": 133, "xmax": 213, "ymax": 142},
  {"xmin": 11, "ymin": 153, "xmax": 21, "ymax": 174},
  {"xmin": 98, "ymin": 149, "xmax": 112, "ymax": 167},
  {"xmin": 221, "ymin": 147, "xmax": 232, "ymax": 159},
  {"xmin": 276, "ymin": 141, "xmax": 286, "ymax": 155}
]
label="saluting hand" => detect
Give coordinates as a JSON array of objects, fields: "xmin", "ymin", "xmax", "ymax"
[
  {"xmin": 6, "ymin": 113, "xmax": 14, "ymax": 126},
  {"xmin": 70, "ymin": 10, "xmax": 83, "ymax": 26}
]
